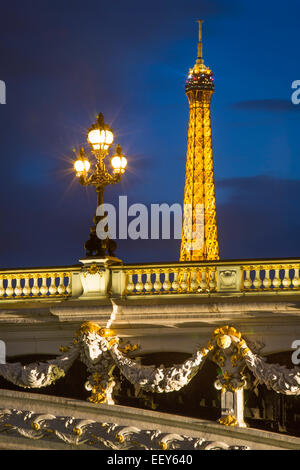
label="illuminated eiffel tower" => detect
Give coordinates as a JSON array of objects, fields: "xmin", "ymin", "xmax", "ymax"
[{"xmin": 180, "ymin": 20, "xmax": 219, "ymax": 261}]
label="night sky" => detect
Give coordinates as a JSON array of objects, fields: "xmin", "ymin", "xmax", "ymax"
[{"xmin": 0, "ymin": 0, "xmax": 300, "ymax": 268}]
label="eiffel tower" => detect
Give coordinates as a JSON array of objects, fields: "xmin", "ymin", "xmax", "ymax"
[{"xmin": 180, "ymin": 20, "xmax": 219, "ymax": 261}]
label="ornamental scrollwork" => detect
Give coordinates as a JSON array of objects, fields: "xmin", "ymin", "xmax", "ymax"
[
  {"xmin": 82, "ymin": 263, "xmax": 104, "ymax": 277},
  {"xmin": 0, "ymin": 320, "xmax": 299, "ymax": 428},
  {"xmin": 0, "ymin": 408, "xmax": 250, "ymax": 450}
]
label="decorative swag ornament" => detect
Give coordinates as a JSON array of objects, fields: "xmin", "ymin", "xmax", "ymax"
[{"xmin": 0, "ymin": 322, "xmax": 299, "ymax": 426}]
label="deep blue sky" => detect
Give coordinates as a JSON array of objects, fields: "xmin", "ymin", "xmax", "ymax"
[{"xmin": 0, "ymin": 0, "xmax": 300, "ymax": 268}]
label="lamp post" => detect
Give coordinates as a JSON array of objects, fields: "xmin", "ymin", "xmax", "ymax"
[{"xmin": 73, "ymin": 113, "xmax": 127, "ymax": 258}]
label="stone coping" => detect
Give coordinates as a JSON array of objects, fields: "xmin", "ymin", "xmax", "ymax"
[{"xmin": 0, "ymin": 389, "xmax": 299, "ymax": 450}]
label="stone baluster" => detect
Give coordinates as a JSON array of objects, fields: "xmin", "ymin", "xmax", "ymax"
[
  {"xmin": 189, "ymin": 269, "xmax": 198, "ymax": 292},
  {"xmin": 282, "ymin": 268, "xmax": 291, "ymax": 289},
  {"xmin": 14, "ymin": 276, "xmax": 22, "ymax": 297},
  {"xmin": 40, "ymin": 274, "xmax": 48, "ymax": 296},
  {"xmin": 243, "ymin": 268, "xmax": 252, "ymax": 290},
  {"xmin": 153, "ymin": 270, "xmax": 162, "ymax": 293},
  {"xmin": 272, "ymin": 267, "xmax": 281, "ymax": 289},
  {"xmin": 253, "ymin": 268, "xmax": 261, "ymax": 289},
  {"xmin": 199, "ymin": 269, "xmax": 208, "ymax": 291},
  {"xmin": 135, "ymin": 272, "xmax": 144, "ymax": 293},
  {"xmin": 31, "ymin": 274, "xmax": 40, "ymax": 296},
  {"xmin": 0, "ymin": 277, "xmax": 4, "ymax": 297},
  {"xmin": 180, "ymin": 270, "xmax": 188, "ymax": 291},
  {"xmin": 209, "ymin": 269, "xmax": 217, "ymax": 291},
  {"xmin": 49, "ymin": 273, "xmax": 58, "ymax": 295},
  {"xmin": 57, "ymin": 274, "xmax": 66, "ymax": 295},
  {"xmin": 171, "ymin": 270, "xmax": 179, "ymax": 292},
  {"xmin": 66, "ymin": 274, "xmax": 72, "ymax": 295},
  {"xmin": 262, "ymin": 267, "xmax": 271, "ymax": 289},
  {"xmin": 126, "ymin": 272, "xmax": 135, "ymax": 293},
  {"xmin": 5, "ymin": 276, "xmax": 14, "ymax": 298},
  {"xmin": 144, "ymin": 271, "xmax": 153, "ymax": 293},
  {"xmin": 162, "ymin": 271, "xmax": 171, "ymax": 292},
  {"xmin": 22, "ymin": 275, "xmax": 31, "ymax": 297},
  {"xmin": 292, "ymin": 266, "xmax": 300, "ymax": 288}
]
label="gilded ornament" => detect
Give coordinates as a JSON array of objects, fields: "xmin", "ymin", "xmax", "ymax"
[
  {"xmin": 212, "ymin": 350, "xmax": 225, "ymax": 367},
  {"xmin": 240, "ymin": 347, "xmax": 250, "ymax": 357},
  {"xmin": 31, "ymin": 421, "xmax": 40, "ymax": 431},
  {"xmin": 83, "ymin": 264, "xmax": 104, "ymax": 277},
  {"xmin": 88, "ymin": 393, "xmax": 107, "ymax": 404},
  {"xmin": 100, "ymin": 327, "xmax": 114, "ymax": 337},
  {"xmin": 218, "ymin": 415, "xmax": 238, "ymax": 427},
  {"xmin": 92, "ymin": 372, "xmax": 102, "ymax": 383},
  {"xmin": 120, "ymin": 343, "xmax": 139, "ymax": 354},
  {"xmin": 77, "ymin": 321, "xmax": 101, "ymax": 336},
  {"xmin": 73, "ymin": 427, "xmax": 82, "ymax": 436},
  {"xmin": 158, "ymin": 441, "xmax": 168, "ymax": 450},
  {"xmin": 231, "ymin": 353, "xmax": 242, "ymax": 367},
  {"xmin": 108, "ymin": 338, "xmax": 119, "ymax": 349},
  {"xmin": 115, "ymin": 433, "xmax": 125, "ymax": 443},
  {"xmin": 216, "ymin": 334, "xmax": 231, "ymax": 349},
  {"xmin": 222, "ymin": 371, "xmax": 232, "ymax": 381}
]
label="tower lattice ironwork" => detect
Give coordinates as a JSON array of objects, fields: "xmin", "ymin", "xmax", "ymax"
[{"xmin": 180, "ymin": 20, "xmax": 219, "ymax": 261}]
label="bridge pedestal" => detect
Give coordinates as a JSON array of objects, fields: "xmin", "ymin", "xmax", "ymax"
[{"xmin": 219, "ymin": 388, "xmax": 246, "ymax": 427}]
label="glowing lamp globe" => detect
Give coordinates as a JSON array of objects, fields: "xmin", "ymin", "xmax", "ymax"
[
  {"xmin": 87, "ymin": 128, "xmax": 114, "ymax": 151},
  {"xmin": 111, "ymin": 155, "xmax": 127, "ymax": 174},
  {"xmin": 87, "ymin": 113, "xmax": 114, "ymax": 152},
  {"xmin": 74, "ymin": 159, "xmax": 90, "ymax": 176}
]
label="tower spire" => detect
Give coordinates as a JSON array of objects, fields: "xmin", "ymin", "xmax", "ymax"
[{"xmin": 196, "ymin": 19, "xmax": 204, "ymax": 65}]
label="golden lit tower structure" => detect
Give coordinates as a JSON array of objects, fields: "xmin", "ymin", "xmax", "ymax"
[{"xmin": 180, "ymin": 20, "xmax": 219, "ymax": 261}]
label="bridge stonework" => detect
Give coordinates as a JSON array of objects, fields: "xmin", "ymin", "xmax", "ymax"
[{"xmin": 0, "ymin": 258, "xmax": 299, "ymax": 449}]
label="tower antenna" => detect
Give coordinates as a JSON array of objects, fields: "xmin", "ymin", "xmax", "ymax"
[{"xmin": 197, "ymin": 19, "xmax": 204, "ymax": 65}]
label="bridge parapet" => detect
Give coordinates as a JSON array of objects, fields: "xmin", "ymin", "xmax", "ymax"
[
  {"xmin": 0, "ymin": 266, "xmax": 78, "ymax": 301},
  {"xmin": 1, "ymin": 259, "xmax": 300, "ymax": 302},
  {"xmin": 115, "ymin": 260, "xmax": 300, "ymax": 297}
]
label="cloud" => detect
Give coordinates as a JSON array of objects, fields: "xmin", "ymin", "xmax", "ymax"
[{"xmin": 232, "ymin": 99, "xmax": 300, "ymax": 113}]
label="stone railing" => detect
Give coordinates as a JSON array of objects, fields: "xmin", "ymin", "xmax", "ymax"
[
  {"xmin": 0, "ymin": 266, "xmax": 79, "ymax": 300},
  {"xmin": 111, "ymin": 259, "xmax": 300, "ymax": 297},
  {"xmin": 0, "ymin": 258, "xmax": 300, "ymax": 301},
  {"xmin": 113, "ymin": 263, "xmax": 217, "ymax": 296},
  {"xmin": 242, "ymin": 262, "xmax": 300, "ymax": 291}
]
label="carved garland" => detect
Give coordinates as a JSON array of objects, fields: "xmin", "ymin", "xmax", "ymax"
[{"xmin": 0, "ymin": 322, "xmax": 299, "ymax": 410}]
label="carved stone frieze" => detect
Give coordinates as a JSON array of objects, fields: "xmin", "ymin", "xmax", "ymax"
[{"xmin": 0, "ymin": 408, "xmax": 250, "ymax": 450}]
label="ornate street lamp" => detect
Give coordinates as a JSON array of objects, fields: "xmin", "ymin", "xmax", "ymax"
[{"xmin": 73, "ymin": 113, "xmax": 127, "ymax": 258}]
